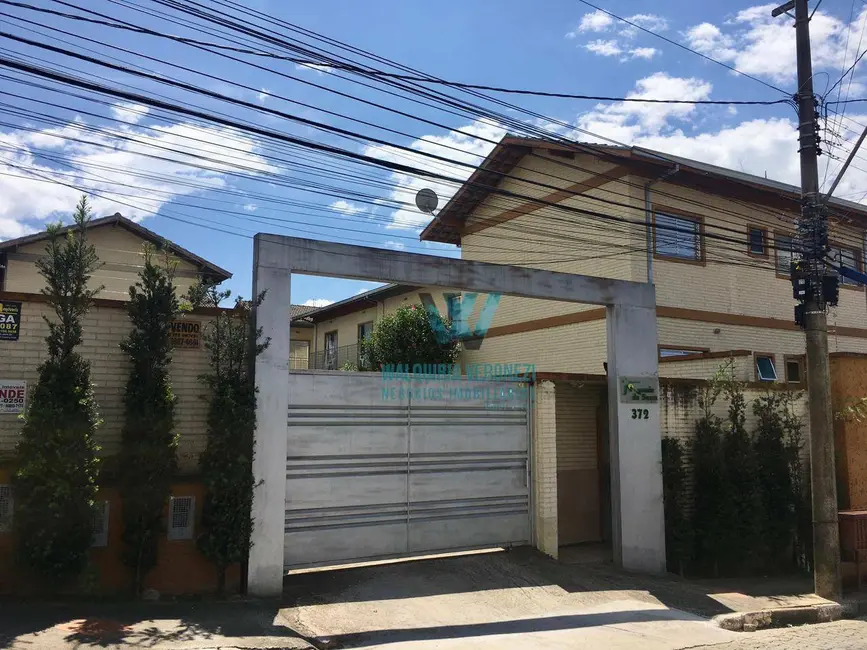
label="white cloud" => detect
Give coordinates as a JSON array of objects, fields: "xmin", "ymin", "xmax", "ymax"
[
  {"xmin": 257, "ymin": 88, "xmax": 270, "ymax": 103},
  {"xmin": 573, "ymin": 73, "xmax": 713, "ymax": 140},
  {"xmin": 0, "ymin": 117, "xmax": 276, "ymax": 238},
  {"xmin": 302, "ymin": 298, "xmax": 335, "ymax": 307},
  {"xmin": 567, "ymin": 9, "xmax": 614, "ymax": 37},
  {"xmin": 685, "ymin": 5, "xmax": 867, "ymax": 83},
  {"xmin": 629, "ymin": 47, "xmax": 658, "ymax": 60},
  {"xmin": 383, "ymin": 240, "xmax": 406, "ymax": 250},
  {"xmin": 585, "ymin": 39, "xmax": 622, "ymax": 57},
  {"xmin": 330, "ymin": 200, "xmax": 367, "ymax": 216},
  {"xmin": 243, "ymin": 203, "xmax": 257, "ymax": 212},
  {"xmin": 110, "ymin": 102, "xmax": 149, "ymax": 124},
  {"xmin": 630, "ymin": 14, "xmax": 668, "ymax": 32},
  {"xmin": 295, "ymin": 62, "xmax": 332, "ymax": 75},
  {"xmin": 364, "ymin": 118, "xmax": 506, "ymax": 230}
]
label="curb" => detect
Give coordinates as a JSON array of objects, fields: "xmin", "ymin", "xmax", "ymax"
[{"xmin": 713, "ymin": 602, "xmax": 842, "ymax": 632}]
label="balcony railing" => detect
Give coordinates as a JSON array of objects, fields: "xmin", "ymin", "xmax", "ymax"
[{"xmin": 310, "ymin": 343, "xmax": 362, "ymax": 370}]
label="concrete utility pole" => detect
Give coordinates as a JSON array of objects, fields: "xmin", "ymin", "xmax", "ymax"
[{"xmin": 784, "ymin": 0, "xmax": 842, "ymax": 600}]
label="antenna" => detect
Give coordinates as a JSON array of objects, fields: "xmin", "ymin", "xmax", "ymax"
[{"xmin": 415, "ymin": 188, "xmax": 439, "ymax": 214}]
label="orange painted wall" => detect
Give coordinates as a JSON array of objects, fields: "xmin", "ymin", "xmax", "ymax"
[
  {"xmin": 0, "ymin": 470, "xmax": 239, "ymax": 596},
  {"xmin": 830, "ymin": 353, "xmax": 867, "ymax": 510}
]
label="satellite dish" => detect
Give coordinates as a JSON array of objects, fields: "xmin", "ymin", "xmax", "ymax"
[{"xmin": 415, "ymin": 188, "xmax": 439, "ymax": 214}]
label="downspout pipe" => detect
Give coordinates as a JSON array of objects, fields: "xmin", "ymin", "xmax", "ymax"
[{"xmin": 644, "ymin": 165, "xmax": 680, "ymax": 283}]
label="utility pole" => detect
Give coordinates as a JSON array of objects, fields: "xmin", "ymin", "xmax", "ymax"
[{"xmin": 776, "ymin": 0, "xmax": 841, "ymax": 600}]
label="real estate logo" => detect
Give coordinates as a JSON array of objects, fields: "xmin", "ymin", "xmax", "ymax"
[{"xmin": 419, "ymin": 292, "xmax": 501, "ymax": 350}]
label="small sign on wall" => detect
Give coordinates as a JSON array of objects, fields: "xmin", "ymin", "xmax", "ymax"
[
  {"xmin": 619, "ymin": 376, "xmax": 659, "ymax": 403},
  {"xmin": 0, "ymin": 301, "xmax": 22, "ymax": 341},
  {"xmin": 170, "ymin": 319, "xmax": 202, "ymax": 349},
  {"xmin": 0, "ymin": 380, "xmax": 26, "ymax": 414}
]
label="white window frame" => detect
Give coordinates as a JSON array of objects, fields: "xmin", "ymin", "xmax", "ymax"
[
  {"xmin": 756, "ymin": 355, "xmax": 778, "ymax": 382},
  {"xmin": 654, "ymin": 212, "xmax": 702, "ymax": 261},
  {"xmin": 168, "ymin": 495, "xmax": 195, "ymax": 541}
]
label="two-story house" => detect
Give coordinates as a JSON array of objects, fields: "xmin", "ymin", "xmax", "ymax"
[
  {"xmin": 293, "ymin": 137, "xmax": 867, "ymax": 549},
  {"xmin": 297, "ymin": 136, "xmax": 867, "ymax": 383}
]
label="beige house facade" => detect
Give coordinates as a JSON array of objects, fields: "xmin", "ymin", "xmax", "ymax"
[
  {"xmin": 0, "ymin": 213, "xmax": 232, "ymax": 300},
  {"xmin": 295, "ymin": 138, "xmax": 867, "ymax": 385}
]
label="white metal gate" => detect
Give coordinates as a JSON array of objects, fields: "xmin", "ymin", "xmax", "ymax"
[{"xmin": 283, "ymin": 371, "xmax": 531, "ymax": 568}]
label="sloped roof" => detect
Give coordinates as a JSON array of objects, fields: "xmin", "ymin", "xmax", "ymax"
[
  {"xmin": 0, "ymin": 212, "xmax": 232, "ymax": 281},
  {"xmin": 294, "ymin": 283, "xmax": 419, "ymax": 322},
  {"xmin": 290, "ymin": 304, "xmax": 318, "ymax": 319},
  {"xmin": 419, "ymin": 136, "xmax": 867, "ymax": 244}
]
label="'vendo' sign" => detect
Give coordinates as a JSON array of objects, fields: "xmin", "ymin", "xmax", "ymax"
[
  {"xmin": 0, "ymin": 301, "xmax": 21, "ymax": 341},
  {"xmin": 170, "ymin": 319, "xmax": 202, "ymax": 349},
  {"xmin": 0, "ymin": 380, "xmax": 26, "ymax": 414}
]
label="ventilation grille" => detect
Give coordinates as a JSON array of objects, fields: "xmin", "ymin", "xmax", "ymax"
[
  {"xmin": 92, "ymin": 501, "xmax": 109, "ymax": 547},
  {"xmin": 168, "ymin": 496, "xmax": 195, "ymax": 540},
  {"xmin": 0, "ymin": 485, "xmax": 11, "ymax": 532}
]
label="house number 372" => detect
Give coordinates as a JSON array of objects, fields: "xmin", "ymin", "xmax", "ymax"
[{"xmin": 631, "ymin": 408, "xmax": 649, "ymax": 420}]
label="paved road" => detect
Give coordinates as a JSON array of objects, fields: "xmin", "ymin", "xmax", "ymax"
[{"xmin": 689, "ymin": 619, "xmax": 867, "ymax": 650}]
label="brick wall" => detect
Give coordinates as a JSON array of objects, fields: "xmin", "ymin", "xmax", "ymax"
[
  {"xmin": 0, "ymin": 292, "xmax": 237, "ymax": 595},
  {"xmin": 531, "ymin": 381, "xmax": 558, "ymax": 558},
  {"xmin": 0, "ymin": 295, "xmax": 214, "ymax": 471}
]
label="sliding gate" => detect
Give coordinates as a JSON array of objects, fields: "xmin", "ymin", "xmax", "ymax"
[{"xmin": 283, "ymin": 371, "xmax": 531, "ymax": 568}]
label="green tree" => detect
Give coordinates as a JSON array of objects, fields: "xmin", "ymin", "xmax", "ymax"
[
  {"xmin": 196, "ymin": 286, "xmax": 268, "ymax": 594},
  {"xmin": 359, "ymin": 304, "xmax": 458, "ymax": 370},
  {"xmin": 660, "ymin": 436, "xmax": 691, "ymax": 575},
  {"xmin": 13, "ymin": 195, "xmax": 103, "ymax": 582},
  {"xmin": 118, "ymin": 248, "xmax": 179, "ymax": 594}
]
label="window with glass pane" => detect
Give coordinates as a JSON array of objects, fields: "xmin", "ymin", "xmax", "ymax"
[
  {"xmin": 775, "ymin": 234, "xmax": 794, "ymax": 275},
  {"xmin": 654, "ymin": 213, "xmax": 701, "ymax": 260},
  {"xmin": 748, "ymin": 227, "xmax": 766, "ymax": 255},
  {"xmin": 830, "ymin": 246, "xmax": 859, "ymax": 286}
]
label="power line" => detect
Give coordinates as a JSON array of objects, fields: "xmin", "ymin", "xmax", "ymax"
[
  {"xmin": 0, "ymin": 0, "xmax": 796, "ymax": 107},
  {"xmin": 4, "ymin": 2, "xmax": 865, "ymax": 255}
]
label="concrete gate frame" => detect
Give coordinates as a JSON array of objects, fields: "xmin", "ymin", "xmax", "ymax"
[{"xmin": 248, "ymin": 234, "xmax": 665, "ymax": 597}]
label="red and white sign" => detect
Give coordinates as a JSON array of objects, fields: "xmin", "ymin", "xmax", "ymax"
[{"xmin": 0, "ymin": 380, "xmax": 26, "ymax": 414}]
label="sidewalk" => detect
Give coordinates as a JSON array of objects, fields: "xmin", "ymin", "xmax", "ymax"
[{"xmin": 0, "ymin": 600, "xmax": 312, "ymax": 650}]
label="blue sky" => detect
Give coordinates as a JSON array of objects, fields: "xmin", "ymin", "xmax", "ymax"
[{"xmin": 1, "ymin": 0, "xmax": 866, "ymax": 305}]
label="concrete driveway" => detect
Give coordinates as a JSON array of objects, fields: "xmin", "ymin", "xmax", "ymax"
[{"xmin": 280, "ymin": 549, "xmax": 739, "ymax": 649}]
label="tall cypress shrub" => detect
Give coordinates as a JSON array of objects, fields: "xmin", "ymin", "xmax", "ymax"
[
  {"xmin": 721, "ymin": 379, "xmax": 763, "ymax": 575},
  {"xmin": 196, "ymin": 287, "xmax": 268, "ymax": 594},
  {"xmin": 118, "ymin": 249, "xmax": 179, "ymax": 594},
  {"xmin": 13, "ymin": 196, "xmax": 102, "ymax": 582}
]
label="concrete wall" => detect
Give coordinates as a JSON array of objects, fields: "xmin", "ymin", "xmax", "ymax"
[
  {"xmin": 830, "ymin": 353, "xmax": 867, "ymax": 510},
  {"xmin": 4, "ymin": 225, "xmax": 210, "ymax": 301}
]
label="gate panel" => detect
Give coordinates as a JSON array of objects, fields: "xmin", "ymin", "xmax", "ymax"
[{"xmin": 284, "ymin": 372, "xmax": 530, "ymax": 569}]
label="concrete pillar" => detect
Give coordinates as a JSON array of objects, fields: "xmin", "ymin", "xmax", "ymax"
[
  {"xmin": 532, "ymin": 381, "xmax": 558, "ymax": 558},
  {"xmin": 606, "ymin": 304, "xmax": 666, "ymax": 574},
  {"xmin": 248, "ymin": 236, "xmax": 292, "ymax": 597}
]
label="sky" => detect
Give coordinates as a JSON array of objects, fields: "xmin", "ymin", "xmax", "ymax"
[{"xmin": 2, "ymin": 0, "xmax": 867, "ymax": 306}]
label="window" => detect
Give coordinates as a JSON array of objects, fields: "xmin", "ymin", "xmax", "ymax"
[
  {"xmin": 654, "ymin": 212, "xmax": 702, "ymax": 261},
  {"xmin": 324, "ymin": 330, "xmax": 338, "ymax": 370},
  {"xmin": 659, "ymin": 347, "xmax": 707, "ymax": 359},
  {"xmin": 748, "ymin": 226, "xmax": 767, "ymax": 256},
  {"xmin": 829, "ymin": 245, "xmax": 861, "ymax": 287},
  {"xmin": 785, "ymin": 355, "xmax": 805, "ymax": 385},
  {"xmin": 168, "ymin": 496, "xmax": 195, "ymax": 541},
  {"xmin": 92, "ymin": 501, "xmax": 110, "ymax": 548},
  {"xmin": 290, "ymin": 340, "xmax": 310, "ymax": 370},
  {"xmin": 756, "ymin": 354, "xmax": 777, "ymax": 382},
  {"xmin": 358, "ymin": 321, "xmax": 374, "ymax": 342},
  {"xmin": 775, "ymin": 234, "xmax": 795, "ymax": 276},
  {"xmin": 0, "ymin": 485, "xmax": 11, "ymax": 533}
]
